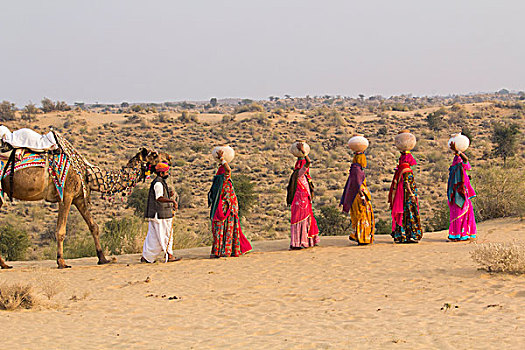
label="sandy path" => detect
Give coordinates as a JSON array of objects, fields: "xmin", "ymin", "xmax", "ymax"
[{"xmin": 1, "ymin": 218, "xmax": 524, "ymax": 349}]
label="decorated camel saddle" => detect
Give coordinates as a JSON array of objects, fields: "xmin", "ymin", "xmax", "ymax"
[{"xmin": 0, "ymin": 127, "xmax": 75, "ymax": 204}]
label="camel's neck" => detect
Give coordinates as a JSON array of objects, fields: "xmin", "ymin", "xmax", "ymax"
[{"xmin": 87, "ymin": 167, "xmax": 142, "ymax": 195}]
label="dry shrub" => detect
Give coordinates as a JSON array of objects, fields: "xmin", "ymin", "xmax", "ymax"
[
  {"xmin": 172, "ymin": 220, "xmax": 210, "ymax": 250},
  {"xmin": 0, "ymin": 283, "xmax": 37, "ymax": 310},
  {"xmin": 471, "ymin": 243, "xmax": 525, "ymax": 274},
  {"xmin": 32, "ymin": 269, "xmax": 64, "ymax": 300},
  {"xmin": 473, "ymin": 165, "xmax": 525, "ymax": 221}
]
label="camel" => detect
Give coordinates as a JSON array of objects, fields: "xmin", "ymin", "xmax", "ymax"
[{"xmin": 0, "ymin": 146, "xmax": 171, "ymax": 269}]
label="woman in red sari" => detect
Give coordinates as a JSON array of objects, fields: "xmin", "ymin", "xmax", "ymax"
[
  {"xmin": 286, "ymin": 142, "xmax": 320, "ymax": 249},
  {"xmin": 208, "ymin": 149, "xmax": 252, "ymax": 258}
]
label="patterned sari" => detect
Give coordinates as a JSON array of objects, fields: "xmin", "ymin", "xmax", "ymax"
[
  {"xmin": 388, "ymin": 153, "xmax": 422, "ymax": 243},
  {"xmin": 447, "ymin": 155, "xmax": 477, "ymax": 241},
  {"xmin": 340, "ymin": 153, "xmax": 375, "ymax": 244},
  {"xmin": 287, "ymin": 158, "xmax": 320, "ymax": 248},
  {"xmin": 208, "ymin": 165, "xmax": 252, "ymax": 257}
]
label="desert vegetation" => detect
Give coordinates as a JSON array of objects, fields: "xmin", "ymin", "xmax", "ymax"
[
  {"xmin": 0, "ymin": 92, "xmax": 523, "ymax": 260},
  {"xmin": 471, "ymin": 243, "xmax": 525, "ymax": 274}
]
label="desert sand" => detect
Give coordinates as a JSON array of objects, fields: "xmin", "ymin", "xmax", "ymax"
[{"xmin": 1, "ymin": 218, "xmax": 524, "ymax": 349}]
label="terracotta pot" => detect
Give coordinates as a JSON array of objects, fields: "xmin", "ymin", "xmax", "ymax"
[
  {"xmin": 395, "ymin": 130, "xmax": 417, "ymax": 151},
  {"xmin": 448, "ymin": 133, "xmax": 470, "ymax": 152},
  {"xmin": 212, "ymin": 145, "xmax": 235, "ymax": 163},
  {"xmin": 348, "ymin": 134, "xmax": 369, "ymax": 152},
  {"xmin": 289, "ymin": 141, "xmax": 311, "ymax": 157}
]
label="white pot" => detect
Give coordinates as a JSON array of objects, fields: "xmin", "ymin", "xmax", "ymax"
[
  {"xmin": 395, "ymin": 130, "xmax": 417, "ymax": 151},
  {"xmin": 290, "ymin": 141, "xmax": 310, "ymax": 157},
  {"xmin": 212, "ymin": 145, "xmax": 235, "ymax": 163},
  {"xmin": 448, "ymin": 133, "xmax": 470, "ymax": 152},
  {"xmin": 348, "ymin": 134, "xmax": 369, "ymax": 152}
]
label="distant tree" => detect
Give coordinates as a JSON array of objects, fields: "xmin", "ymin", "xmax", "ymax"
[
  {"xmin": 497, "ymin": 88, "xmax": 510, "ymax": 95},
  {"xmin": 426, "ymin": 108, "xmax": 447, "ymax": 131},
  {"xmin": 209, "ymin": 97, "xmax": 218, "ymax": 107},
  {"xmin": 121, "ymin": 102, "xmax": 130, "ymax": 108},
  {"xmin": 268, "ymin": 96, "xmax": 275, "ymax": 102},
  {"xmin": 130, "ymin": 105, "xmax": 143, "ymax": 113},
  {"xmin": 0, "ymin": 101, "xmax": 17, "ymax": 121},
  {"xmin": 21, "ymin": 103, "xmax": 39, "ymax": 122},
  {"xmin": 41, "ymin": 97, "xmax": 55, "ymax": 113},
  {"xmin": 491, "ymin": 122, "xmax": 520, "ymax": 165},
  {"xmin": 284, "ymin": 94, "xmax": 291, "ymax": 99},
  {"xmin": 179, "ymin": 110, "xmax": 197, "ymax": 122},
  {"xmin": 358, "ymin": 94, "xmax": 365, "ymax": 100},
  {"xmin": 55, "ymin": 100, "xmax": 71, "ymax": 111}
]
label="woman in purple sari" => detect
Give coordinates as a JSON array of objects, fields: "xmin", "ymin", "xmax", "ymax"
[
  {"xmin": 340, "ymin": 152, "xmax": 375, "ymax": 244},
  {"xmin": 447, "ymin": 142, "xmax": 477, "ymax": 241}
]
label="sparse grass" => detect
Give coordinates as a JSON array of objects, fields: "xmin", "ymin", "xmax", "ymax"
[{"xmin": 471, "ymin": 243, "xmax": 525, "ymax": 274}]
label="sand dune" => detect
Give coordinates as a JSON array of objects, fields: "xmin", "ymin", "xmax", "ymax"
[{"xmin": 1, "ymin": 218, "xmax": 524, "ymax": 349}]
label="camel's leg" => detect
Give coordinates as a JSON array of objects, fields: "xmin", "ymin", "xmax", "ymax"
[
  {"xmin": 56, "ymin": 197, "xmax": 73, "ymax": 269},
  {"xmin": 0, "ymin": 201, "xmax": 12, "ymax": 269},
  {"xmin": 74, "ymin": 198, "xmax": 110, "ymax": 265}
]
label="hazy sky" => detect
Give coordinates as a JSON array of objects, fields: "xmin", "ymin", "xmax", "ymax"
[{"xmin": 1, "ymin": 0, "xmax": 524, "ymax": 106}]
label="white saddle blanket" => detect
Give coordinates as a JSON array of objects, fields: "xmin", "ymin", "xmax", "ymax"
[{"xmin": 0, "ymin": 126, "xmax": 57, "ymax": 152}]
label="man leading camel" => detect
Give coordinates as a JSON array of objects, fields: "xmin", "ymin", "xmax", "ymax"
[{"xmin": 141, "ymin": 162, "xmax": 181, "ymax": 263}]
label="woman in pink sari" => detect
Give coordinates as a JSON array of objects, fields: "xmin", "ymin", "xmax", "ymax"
[
  {"xmin": 208, "ymin": 149, "xmax": 252, "ymax": 257},
  {"xmin": 286, "ymin": 142, "xmax": 320, "ymax": 249},
  {"xmin": 447, "ymin": 142, "xmax": 477, "ymax": 241}
]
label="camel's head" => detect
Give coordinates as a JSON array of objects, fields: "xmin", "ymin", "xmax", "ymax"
[{"xmin": 126, "ymin": 148, "xmax": 173, "ymax": 180}]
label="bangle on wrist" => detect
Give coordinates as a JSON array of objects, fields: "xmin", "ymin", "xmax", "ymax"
[{"xmin": 221, "ymin": 159, "xmax": 227, "ymax": 165}]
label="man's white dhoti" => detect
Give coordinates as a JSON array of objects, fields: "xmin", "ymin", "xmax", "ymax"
[
  {"xmin": 142, "ymin": 217, "xmax": 173, "ymax": 263},
  {"xmin": 142, "ymin": 181, "xmax": 174, "ymax": 263}
]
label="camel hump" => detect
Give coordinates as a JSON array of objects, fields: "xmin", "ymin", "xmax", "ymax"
[{"xmin": 0, "ymin": 125, "xmax": 57, "ymax": 152}]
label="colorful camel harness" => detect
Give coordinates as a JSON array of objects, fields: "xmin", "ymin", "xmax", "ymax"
[{"xmin": 0, "ymin": 139, "xmax": 72, "ymax": 203}]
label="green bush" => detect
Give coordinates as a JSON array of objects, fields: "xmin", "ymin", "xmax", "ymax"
[
  {"xmin": 0, "ymin": 224, "xmax": 30, "ymax": 261},
  {"xmin": 316, "ymin": 205, "xmax": 351, "ymax": 236},
  {"xmin": 231, "ymin": 174, "xmax": 257, "ymax": 217},
  {"xmin": 127, "ymin": 187, "xmax": 149, "ymax": 216},
  {"xmin": 64, "ymin": 233, "xmax": 96, "ymax": 259},
  {"xmin": 375, "ymin": 218, "xmax": 391, "ymax": 235},
  {"xmin": 426, "ymin": 201, "xmax": 450, "ymax": 232},
  {"xmin": 101, "ymin": 216, "xmax": 147, "ymax": 255}
]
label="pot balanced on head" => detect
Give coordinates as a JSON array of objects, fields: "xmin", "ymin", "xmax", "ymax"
[
  {"xmin": 289, "ymin": 140, "xmax": 310, "ymax": 158},
  {"xmin": 394, "ymin": 130, "xmax": 416, "ymax": 152},
  {"xmin": 212, "ymin": 145, "xmax": 235, "ymax": 163},
  {"xmin": 348, "ymin": 134, "xmax": 369, "ymax": 154}
]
